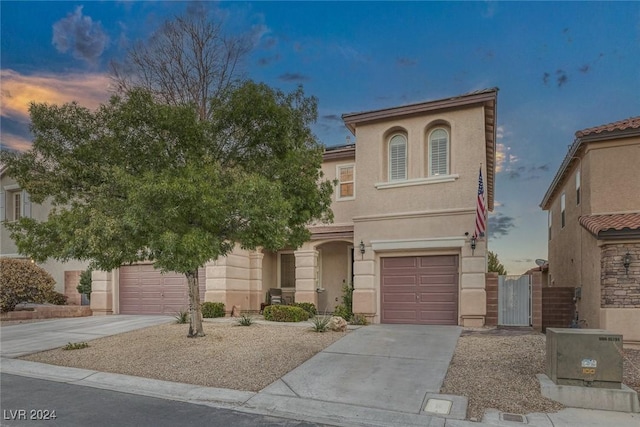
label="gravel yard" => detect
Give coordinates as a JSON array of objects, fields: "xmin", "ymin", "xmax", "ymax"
[
  {"xmin": 441, "ymin": 329, "xmax": 640, "ymax": 420},
  {"xmin": 17, "ymin": 321, "xmax": 640, "ymax": 421}
]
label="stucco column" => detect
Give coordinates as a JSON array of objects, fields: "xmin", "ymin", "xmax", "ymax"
[
  {"xmin": 294, "ymin": 249, "xmax": 318, "ymax": 306},
  {"xmin": 459, "ymin": 239, "xmax": 487, "ymax": 327},
  {"xmin": 90, "ymin": 270, "xmax": 113, "ymax": 315},
  {"xmin": 249, "ymin": 250, "xmax": 264, "ymax": 312},
  {"xmin": 353, "ymin": 243, "xmax": 376, "ymax": 320}
]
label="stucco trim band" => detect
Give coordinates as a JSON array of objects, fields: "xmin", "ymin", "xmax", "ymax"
[
  {"xmin": 353, "ymin": 207, "xmax": 474, "ymax": 223},
  {"xmin": 371, "ymin": 237, "xmax": 465, "ymax": 251},
  {"xmin": 374, "ymin": 174, "xmax": 459, "ymax": 189}
]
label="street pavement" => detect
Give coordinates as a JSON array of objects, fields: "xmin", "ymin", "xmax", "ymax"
[{"xmin": 1, "ymin": 316, "xmax": 639, "ymax": 427}]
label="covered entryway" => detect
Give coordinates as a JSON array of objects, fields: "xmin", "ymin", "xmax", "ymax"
[
  {"xmin": 119, "ymin": 265, "xmax": 206, "ymax": 315},
  {"xmin": 380, "ymin": 255, "xmax": 459, "ymax": 325}
]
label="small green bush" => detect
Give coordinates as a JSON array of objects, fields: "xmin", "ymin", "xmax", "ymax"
[
  {"xmin": 350, "ymin": 313, "xmax": 368, "ymax": 325},
  {"xmin": 333, "ymin": 304, "xmax": 352, "ymax": 321},
  {"xmin": 237, "ymin": 314, "xmax": 254, "ymax": 326},
  {"xmin": 309, "ymin": 315, "xmax": 331, "ymax": 332},
  {"xmin": 63, "ymin": 342, "xmax": 89, "ymax": 350},
  {"xmin": 46, "ymin": 291, "xmax": 68, "ymax": 306},
  {"xmin": 77, "ymin": 269, "xmax": 92, "ymax": 300},
  {"xmin": 292, "ymin": 302, "xmax": 317, "ymax": 316},
  {"xmin": 174, "ymin": 309, "xmax": 189, "ymax": 324},
  {"xmin": 201, "ymin": 302, "xmax": 225, "ymax": 318},
  {"xmin": 263, "ymin": 305, "xmax": 309, "ymax": 322},
  {"xmin": 0, "ymin": 259, "xmax": 59, "ymax": 312}
]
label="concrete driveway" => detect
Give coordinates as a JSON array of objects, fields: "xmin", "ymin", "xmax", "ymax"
[
  {"xmin": 0, "ymin": 315, "xmax": 173, "ymax": 358},
  {"xmin": 258, "ymin": 324, "xmax": 462, "ymax": 415}
]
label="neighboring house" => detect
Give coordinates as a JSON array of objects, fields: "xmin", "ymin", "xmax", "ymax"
[
  {"xmin": 6, "ymin": 88, "xmax": 498, "ymax": 325},
  {"xmin": 540, "ymin": 116, "xmax": 640, "ymax": 346},
  {"xmin": 0, "ymin": 168, "xmax": 89, "ymax": 304}
]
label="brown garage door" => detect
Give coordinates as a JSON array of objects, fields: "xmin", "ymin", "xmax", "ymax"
[
  {"xmin": 381, "ymin": 255, "xmax": 458, "ymax": 325},
  {"xmin": 119, "ymin": 265, "xmax": 206, "ymax": 315}
]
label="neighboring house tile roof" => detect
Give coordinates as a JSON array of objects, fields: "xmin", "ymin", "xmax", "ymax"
[
  {"xmin": 540, "ymin": 116, "xmax": 640, "ymax": 210},
  {"xmin": 579, "ymin": 213, "xmax": 640, "ymax": 238},
  {"xmin": 575, "ymin": 116, "xmax": 640, "ymax": 138}
]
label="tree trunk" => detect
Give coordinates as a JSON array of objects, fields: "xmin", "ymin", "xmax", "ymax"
[{"xmin": 186, "ymin": 270, "xmax": 205, "ymax": 338}]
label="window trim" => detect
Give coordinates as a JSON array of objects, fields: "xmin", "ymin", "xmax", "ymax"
[
  {"xmin": 388, "ymin": 134, "xmax": 407, "ymax": 182},
  {"xmin": 576, "ymin": 170, "xmax": 581, "ymax": 206},
  {"xmin": 336, "ymin": 163, "xmax": 355, "ymax": 201},
  {"xmin": 277, "ymin": 251, "xmax": 296, "ymax": 289},
  {"xmin": 13, "ymin": 191, "xmax": 22, "ymax": 221},
  {"xmin": 560, "ymin": 193, "xmax": 566, "ymax": 229},
  {"xmin": 428, "ymin": 128, "xmax": 450, "ymax": 176},
  {"xmin": 548, "ymin": 210, "xmax": 553, "ymax": 240}
]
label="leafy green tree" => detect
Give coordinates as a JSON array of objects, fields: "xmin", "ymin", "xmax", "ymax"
[
  {"xmin": 1, "ymin": 83, "xmax": 333, "ymax": 337},
  {"xmin": 488, "ymin": 251, "xmax": 507, "ymax": 275}
]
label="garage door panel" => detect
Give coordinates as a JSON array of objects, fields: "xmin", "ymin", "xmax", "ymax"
[
  {"xmin": 381, "ymin": 255, "xmax": 458, "ymax": 325},
  {"xmin": 119, "ymin": 266, "xmax": 206, "ymax": 315}
]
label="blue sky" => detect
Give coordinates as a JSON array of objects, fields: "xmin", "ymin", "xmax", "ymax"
[{"xmin": 1, "ymin": 1, "xmax": 639, "ymax": 274}]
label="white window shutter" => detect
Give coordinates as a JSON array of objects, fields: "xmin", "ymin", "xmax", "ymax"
[
  {"xmin": 389, "ymin": 135, "xmax": 407, "ymax": 181},
  {"xmin": 0, "ymin": 191, "xmax": 5, "ymax": 221},
  {"xmin": 430, "ymin": 129, "xmax": 448, "ymax": 176},
  {"xmin": 22, "ymin": 190, "xmax": 31, "ymax": 218}
]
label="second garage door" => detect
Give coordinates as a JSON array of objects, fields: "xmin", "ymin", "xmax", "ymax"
[
  {"xmin": 381, "ymin": 255, "xmax": 458, "ymax": 325},
  {"xmin": 119, "ymin": 265, "xmax": 206, "ymax": 315}
]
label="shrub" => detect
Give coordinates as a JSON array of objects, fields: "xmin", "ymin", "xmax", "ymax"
[
  {"xmin": 333, "ymin": 304, "xmax": 352, "ymax": 321},
  {"xmin": 46, "ymin": 291, "xmax": 68, "ymax": 306},
  {"xmin": 0, "ymin": 259, "xmax": 59, "ymax": 312},
  {"xmin": 309, "ymin": 314, "xmax": 331, "ymax": 332},
  {"xmin": 292, "ymin": 302, "xmax": 317, "ymax": 316},
  {"xmin": 77, "ymin": 269, "xmax": 93, "ymax": 300},
  {"xmin": 263, "ymin": 305, "xmax": 309, "ymax": 322},
  {"xmin": 333, "ymin": 281, "xmax": 353, "ymax": 321},
  {"xmin": 201, "ymin": 302, "xmax": 225, "ymax": 318},
  {"xmin": 237, "ymin": 314, "xmax": 254, "ymax": 326},
  {"xmin": 174, "ymin": 309, "xmax": 189, "ymax": 324},
  {"xmin": 63, "ymin": 342, "xmax": 89, "ymax": 350},
  {"xmin": 350, "ymin": 313, "xmax": 369, "ymax": 325}
]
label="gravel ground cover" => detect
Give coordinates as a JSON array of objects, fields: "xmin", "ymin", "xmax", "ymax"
[
  {"xmin": 17, "ymin": 321, "xmax": 640, "ymax": 421},
  {"xmin": 441, "ymin": 329, "xmax": 640, "ymax": 420},
  {"xmin": 20, "ymin": 320, "xmax": 347, "ymax": 392}
]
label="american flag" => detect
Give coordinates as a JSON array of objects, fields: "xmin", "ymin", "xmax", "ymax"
[{"xmin": 474, "ymin": 167, "xmax": 487, "ymax": 238}]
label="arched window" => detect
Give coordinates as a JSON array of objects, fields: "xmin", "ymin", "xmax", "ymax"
[
  {"xmin": 429, "ymin": 128, "xmax": 449, "ymax": 176},
  {"xmin": 389, "ymin": 134, "xmax": 407, "ymax": 181}
]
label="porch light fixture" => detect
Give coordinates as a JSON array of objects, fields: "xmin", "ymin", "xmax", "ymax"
[
  {"xmin": 470, "ymin": 235, "xmax": 477, "ymax": 252},
  {"xmin": 359, "ymin": 240, "xmax": 365, "ymax": 256},
  {"xmin": 623, "ymin": 252, "xmax": 631, "ymax": 274}
]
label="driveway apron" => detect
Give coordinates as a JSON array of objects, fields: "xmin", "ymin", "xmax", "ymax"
[
  {"xmin": 260, "ymin": 324, "xmax": 462, "ymax": 414},
  {"xmin": 0, "ymin": 315, "xmax": 173, "ymax": 358}
]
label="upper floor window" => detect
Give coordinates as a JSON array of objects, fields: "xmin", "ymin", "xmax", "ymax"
[
  {"xmin": 428, "ymin": 128, "xmax": 449, "ymax": 176},
  {"xmin": 576, "ymin": 170, "xmax": 581, "ymax": 205},
  {"xmin": 0, "ymin": 188, "xmax": 30, "ymax": 222},
  {"xmin": 561, "ymin": 193, "xmax": 566, "ymax": 228},
  {"xmin": 337, "ymin": 164, "xmax": 355, "ymax": 200},
  {"xmin": 389, "ymin": 134, "xmax": 407, "ymax": 181},
  {"xmin": 548, "ymin": 211, "xmax": 552, "ymax": 240}
]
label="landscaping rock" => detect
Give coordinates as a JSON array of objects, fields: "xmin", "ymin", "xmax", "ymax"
[{"xmin": 328, "ymin": 316, "xmax": 347, "ymax": 332}]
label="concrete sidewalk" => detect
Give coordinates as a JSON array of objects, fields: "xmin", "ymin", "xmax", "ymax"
[{"xmin": 1, "ymin": 317, "xmax": 638, "ymax": 426}]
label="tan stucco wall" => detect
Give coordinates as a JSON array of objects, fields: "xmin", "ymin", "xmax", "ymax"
[
  {"xmin": 588, "ymin": 140, "xmax": 640, "ymax": 214},
  {"xmin": 600, "ymin": 308, "xmax": 640, "ymax": 348}
]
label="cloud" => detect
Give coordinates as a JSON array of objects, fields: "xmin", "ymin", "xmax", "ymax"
[
  {"xmin": 322, "ymin": 114, "xmax": 342, "ymax": 122},
  {"xmin": 488, "ymin": 213, "xmax": 516, "ymax": 239},
  {"xmin": 1, "ymin": 132, "xmax": 32, "ymax": 152},
  {"xmin": 0, "ymin": 70, "xmax": 111, "ymax": 124},
  {"xmin": 556, "ymin": 69, "xmax": 568, "ymax": 87},
  {"xmin": 278, "ymin": 72, "xmax": 310, "ymax": 82},
  {"xmin": 52, "ymin": 6, "xmax": 109, "ymax": 65},
  {"xmin": 257, "ymin": 54, "xmax": 281, "ymax": 66},
  {"xmin": 505, "ymin": 163, "xmax": 550, "ymax": 181},
  {"xmin": 495, "ymin": 143, "xmax": 507, "ymax": 173}
]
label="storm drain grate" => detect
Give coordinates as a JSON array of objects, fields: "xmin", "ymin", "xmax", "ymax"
[
  {"xmin": 424, "ymin": 399, "xmax": 452, "ymax": 415},
  {"xmin": 500, "ymin": 413, "xmax": 527, "ymax": 423}
]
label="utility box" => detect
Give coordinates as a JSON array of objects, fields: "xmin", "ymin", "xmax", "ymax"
[{"xmin": 546, "ymin": 328, "xmax": 623, "ymax": 389}]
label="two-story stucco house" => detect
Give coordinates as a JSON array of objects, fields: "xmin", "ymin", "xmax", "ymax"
[
  {"xmin": 540, "ymin": 117, "xmax": 640, "ymax": 346},
  {"xmin": 89, "ymin": 88, "xmax": 498, "ymax": 326},
  {"xmin": 0, "ymin": 169, "xmax": 90, "ymax": 304}
]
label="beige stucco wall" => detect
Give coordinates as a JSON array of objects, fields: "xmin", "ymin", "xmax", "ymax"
[{"xmin": 588, "ymin": 140, "xmax": 640, "ymax": 213}]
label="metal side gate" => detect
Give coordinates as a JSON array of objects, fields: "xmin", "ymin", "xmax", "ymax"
[{"xmin": 498, "ymin": 275, "xmax": 532, "ymax": 326}]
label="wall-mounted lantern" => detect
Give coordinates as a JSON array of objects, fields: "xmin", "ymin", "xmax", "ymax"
[
  {"xmin": 623, "ymin": 252, "xmax": 631, "ymax": 275},
  {"xmin": 359, "ymin": 240, "xmax": 365, "ymax": 257}
]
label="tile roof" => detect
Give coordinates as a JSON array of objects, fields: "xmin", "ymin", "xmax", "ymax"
[
  {"xmin": 308, "ymin": 224, "xmax": 354, "ymax": 240},
  {"xmin": 579, "ymin": 213, "xmax": 640, "ymax": 237},
  {"xmin": 575, "ymin": 116, "xmax": 640, "ymax": 138}
]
